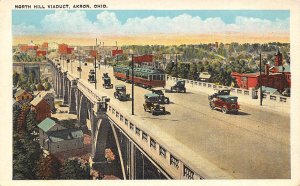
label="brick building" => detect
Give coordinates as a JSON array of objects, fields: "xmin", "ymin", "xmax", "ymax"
[
  {"xmin": 231, "ymin": 49, "xmax": 290, "ymax": 92},
  {"xmin": 30, "ymin": 96, "xmax": 51, "ymax": 122},
  {"xmin": 133, "ymin": 54, "xmax": 154, "ymax": 67}
]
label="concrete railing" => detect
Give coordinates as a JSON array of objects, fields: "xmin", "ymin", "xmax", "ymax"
[
  {"xmin": 106, "ymin": 101, "xmax": 232, "ymax": 179},
  {"xmin": 168, "ymin": 76, "xmax": 290, "ymax": 104}
]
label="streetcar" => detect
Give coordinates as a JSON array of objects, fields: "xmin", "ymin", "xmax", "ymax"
[{"xmin": 113, "ymin": 65, "xmax": 166, "ymax": 88}]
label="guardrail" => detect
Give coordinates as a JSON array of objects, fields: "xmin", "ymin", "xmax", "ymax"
[{"xmin": 168, "ymin": 76, "xmax": 290, "ymax": 104}]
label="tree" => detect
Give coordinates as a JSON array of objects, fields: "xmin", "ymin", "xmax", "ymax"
[
  {"xmin": 13, "ymin": 134, "xmax": 42, "ymax": 179},
  {"xmin": 189, "ymin": 63, "xmax": 198, "ymax": 80},
  {"xmin": 36, "ymin": 83, "xmax": 45, "ymax": 91},
  {"xmin": 36, "ymin": 154, "xmax": 62, "ymax": 179},
  {"xmin": 44, "ymin": 82, "xmax": 51, "ymax": 91},
  {"xmin": 25, "ymin": 110, "xmax": 38, "ymax": 139},
  {"xmin": 61, "ymin": 159, "xmax": 90, "ymax": 180},
  {"xmin": 13, "ymin": 72, "xmax": 20, "ymax": 86}
]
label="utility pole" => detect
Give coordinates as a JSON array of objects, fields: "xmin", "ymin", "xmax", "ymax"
[
  {"xmin": 131, "ymin": 54, "xmax": 134, "ymax": 115},
  {"xmin": 259, "ymin": 53, "xmax": 263, "ymax": 106},
  {"xmin": 94, "ymin": 38, "xmax": 97, "ymax": 89},
  {"xmin": 175, "ymin": 54, "xmax": 178, "ymax": 81}
]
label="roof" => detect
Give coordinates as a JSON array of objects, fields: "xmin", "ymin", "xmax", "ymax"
[
  {"xmin": 48, "ymin": 129, "xmax": 83, "ymax": 142},
  {"xmin": 144, "ymin": 93, "xmax": 159, "ymax": 98},
  {"xmin": 30, "ymin": 95, "xmax": 45, "ymax": 106},
  {"xmin": 15, "ymin": 89, "xmax": 26, "ymax": 97},
  {"xmin": 36, "ymin": 91, "xmax": 54, "ymax": 99},
  {"xmin": 262, "ymin": 86, "xmax": 280, "ymax": 95},
  {"xmin": 199, "ymin": 72, "xmax": 211, "ymax": 79},
  {"xmin": 217, "ymin": 95, "xmax": 238, "ymax": 99},
  {"xmin": 38, "ymin": 118, "xmax": 56, "ymax": 132},
  {"xmin": 115, "ymin": 84, "xmax": 126, "ymax": 89}
]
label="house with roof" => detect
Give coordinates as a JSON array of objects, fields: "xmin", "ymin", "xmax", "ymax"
[
  {"xmin": 35, "ymin": 91, "xmax": 55, "ymax": 111},
  {"xmin": 30, "ymin": 96, "xmax": 51, "ymax": 122},
  {"xmin": 14, "ymin": 89, "xmax": 33, "ymax": 103},
  {"xmin": 38, "ymin": 118, "xmax": 84, "ymax": 153}
]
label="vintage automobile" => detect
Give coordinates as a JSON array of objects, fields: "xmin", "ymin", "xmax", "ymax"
[
  {"xmin": 102, "ymin": 73, "xmax": 109, "ymax": 79},
  {"xmin": 151, "ymin": 88, "xmax": 170, "ymax": 104},
  {"xmin": 166, "ymin": 80, "xmax": 186, "ymax": 93},
  {"xmin": 209, "ymin": 95, "xmax": 239, "ymax": 114},
  {"xmin": 103, "ymin": 77, "xmax": 113, "ymax": 89},
  {"xmin": 114, "ymin": 84, "xmax": 130, "ymax": 101},
  {"xmin": 208, "ymin": 89, "xmax": 231, "ymax": 100},
  {"xmin": 143, "ymin": 93, "xmax": 166, "ymax": 115},
  {"xmin": 88, "ymin": 70, "xmax": 96, "ymax": 83}
]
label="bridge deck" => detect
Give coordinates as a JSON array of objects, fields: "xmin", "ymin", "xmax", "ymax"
[{"xmin": 54, "ymin": 59, "xmax": 290, "ymax": 179}]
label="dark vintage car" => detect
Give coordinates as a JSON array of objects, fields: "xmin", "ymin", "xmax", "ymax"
[
  {"xmin": 102, "ymin": 73, "xmax": 113, "ymax": 89},
  {"xmin": 166, "ymin": 80, "xmax": 186, "ymax": 93},
  {"xmin": 143, "ymin": 93, "xmax": 166, "ymax": 115},
  {"xmin": 88, "ymin": 70, "xmax": 96, "ymax": 83},
  {"xmin": 114, "ymin": 84, "xmax": 130, "ymax": 101},
  {"xmin": 151, "ymin": 88, "xmax": 170, "ymax": 104},
  {"xmin": 209, "ymin": 95, "xmax": 239, "ymax": 114}
]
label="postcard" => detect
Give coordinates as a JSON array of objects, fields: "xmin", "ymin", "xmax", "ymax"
[{"xmin": 0, "ymin": 0, "xmax": 300, "ymax": 185}]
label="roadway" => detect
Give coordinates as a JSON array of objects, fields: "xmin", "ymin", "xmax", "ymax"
[{"xmin": 59, "ymin": 59, "xmax": 290, "ymax": 179}]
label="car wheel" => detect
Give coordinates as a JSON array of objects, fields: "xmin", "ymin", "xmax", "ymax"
[
  {"xmin": 209, "ymin": 102, "xmax": 215, "ymax": 110},
  {"xmin": 222, "ymin": 107, "xmax": 228, "ymax": 114},
  {"xmin": 234, "ymin": 110, "xmax": 239, "ymax": 115},
  {"xmin": 165, "ymin": 98, "xmax": 170, "ymax": 104}
]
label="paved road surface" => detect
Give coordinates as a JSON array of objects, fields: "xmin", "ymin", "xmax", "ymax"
[{"xmin": 60, "ymin": 60, "xmax": 290, "ymax": 178}]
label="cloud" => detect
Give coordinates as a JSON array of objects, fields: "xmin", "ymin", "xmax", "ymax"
[
  {"xmin": 12, "ymin": 23, "xmax": 37, "ymax": 35},
  {"xmin": 12, "ymin": 10, "xmax": 290, "ymax": 36}
]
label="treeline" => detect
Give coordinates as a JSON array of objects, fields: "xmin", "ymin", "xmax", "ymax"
[
  {"xmin": 13, "ymin": 53, "xmax": 46, "ymax": 62},
  {"xmin": 13, "ymin": 72, "xmax": 51, "ymax": 92}
]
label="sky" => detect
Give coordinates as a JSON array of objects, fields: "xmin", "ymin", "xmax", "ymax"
[
  {"xmin": 12, "ymin": 10, "xmax": 290, "ymax": 44},
  {"xmin": 12, "ymin": 10, "xmax": 290, "ymax": 45}
]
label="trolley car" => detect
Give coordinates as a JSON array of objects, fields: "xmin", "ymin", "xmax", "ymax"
[{"xmin": 113, "ymin": 65, "xmax": 166, "ymax": 88}]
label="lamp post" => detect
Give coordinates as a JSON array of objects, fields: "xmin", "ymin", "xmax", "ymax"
[{"xmin": 94, "ymin": 38, "xmax": 97, "ymax": 89}]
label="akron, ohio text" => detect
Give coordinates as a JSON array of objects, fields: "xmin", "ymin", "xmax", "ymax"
[{"xmin": 15, "ymin": 4, "xmax": 107, "ymax": 9}]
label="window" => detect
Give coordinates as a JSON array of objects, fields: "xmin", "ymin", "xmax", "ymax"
[
  {"xmin": 150, "ymin": 138, "xmax": 156, "ymax": 149},
  {"xmin": 159, "ymin": 146, "xmax": 166, "ymax": 158},
  {"xmin": 135, "ymin": 127, "xmax": 140, "ymax": 136},
  {"xmin": 153, "ymin": 75, "xmax": 157, "ymax": 80},
  {"xmin": 183, "ymin": 165, "xmax": 194, "ymax": 180},
  {"xmin": 149, "ymin": 75, "xmax": 152, "ymax": 81},
  {"xmin": 142, "ymin": 132, "xmax": 148, "ymax": 141},
  {"xmin": 170, "ymin": 154, "xmax": 179, "ymax": 169}
]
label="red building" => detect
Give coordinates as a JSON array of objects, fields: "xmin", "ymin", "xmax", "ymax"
[
  {"xmin": 36, "ymin": 50, "xmax": 47, "ymax": 57},
  {"xmin": 231, "ymin": 49, "xmax": 290, "ymax": 92},
  {"xmin": 90, "ymin": 50, "xmax": 98, "ymax": 57},
  {"xmin": 133, "ymin": 54, "xmax": 153, "ymax": 63},
  {"xmin": 274, "ymin": 49, "xmax": 283, "ymax": 66},
  {"xmin": 30, "ymin": 97, "xmax": 51, "ymax": 122},
  {"xmin": 112, "ymin": 49, "xmax": 123, "ymax": 57},
  {"xmin": 41, "ymin": 42, "xmax": 48, "ymax": 49},
  {"xmin": 58, "ymin": 44, "xmax": 68, "ymax": 54},
  {"xmin": 67, "ymin": 47, "xmax": 74, "ymax": 54}
]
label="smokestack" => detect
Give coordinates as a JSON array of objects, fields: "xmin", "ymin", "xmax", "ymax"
[{"xmin": 265, "ymin": 63, "xmax": 269, "ymax": 76}]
